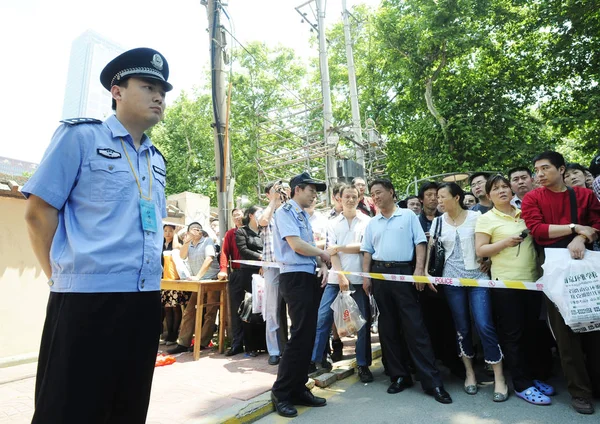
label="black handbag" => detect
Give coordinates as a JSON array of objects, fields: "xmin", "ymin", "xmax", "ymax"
[
  {"xmin": 238, "ymin": 292, "xmax": 262, "ymax": 324},
  {"xmin": 427, "ymin": 217, "xmax": 445, "ymax": 277}
]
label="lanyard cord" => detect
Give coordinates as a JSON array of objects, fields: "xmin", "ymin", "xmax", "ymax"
[{"xmin": 120, "ymin": 138, "xmax": 152, "ymax": 201}]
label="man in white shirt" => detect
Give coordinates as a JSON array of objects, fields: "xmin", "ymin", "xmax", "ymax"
[
  {"xmin": 309, "ymin": 184, "xmax": 373, "ymax": 382},
  {"xmin": 508, "ymin": 166, "xmax": 534, "ymax": 209},
  {"xmin": 305, "ymin": 198, "xmax": 328, "ymax": 248}
]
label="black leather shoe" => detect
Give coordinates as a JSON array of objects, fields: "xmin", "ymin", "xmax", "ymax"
[
  {"xmin": 424, "ymin": 386, "xmax": 453, "ymax": 404},
  {"xmin": 387, "ymin": 376, "xmax": 414, "ymax": 394},
  {"xmin": 268, "ymin": 355, "xmax": 280, "ymax": 365},
  {"xmin": 167, "ymin": 344, "xmax": 190, "ymax": 354},
  {"xmin": 271, "ymin": 392, "xmax": 297, "ymax": 418},
  {"xmin": 225, "ymin": 346, "xmax": 244, "ymax": 357},
  {"xmin": 358, "ymin": 366, "xmax": 374, "ymax": 383},
  {"xmin": 307, "ymin": 361, "xmax": 317, "ymax": 374},
  {"xmin": 291, "ymin": 390, "xmax": 327, "ymax": 407}
]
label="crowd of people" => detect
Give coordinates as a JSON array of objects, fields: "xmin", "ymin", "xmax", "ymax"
[{"xmin": 163, "ymin": 152, "xmax": 600, "ymax": 418}]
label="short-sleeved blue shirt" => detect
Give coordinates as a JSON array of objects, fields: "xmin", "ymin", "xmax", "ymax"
[
  {"xmin": 22, "ymin": 115, "xmax": 167, "ymax": 293},
  {"xmin": 360, "ymin": 206, "xmax": 427, "ymax": 261},
  {"xmin": 272, "ymin": 199, "xmax": 316, "ymax": 274}
]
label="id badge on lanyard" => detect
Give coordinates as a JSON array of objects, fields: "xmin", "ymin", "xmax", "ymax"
[
  {"xmin": 140, "ymin": 198, "xmax": 158, "ymax": 232},
  {"xmin": 121, "ymin": 138, "xmax": 157, "ymax": 233}
]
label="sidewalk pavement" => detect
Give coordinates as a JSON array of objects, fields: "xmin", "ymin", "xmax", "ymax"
[{"xmin": 0, "ymin": 335, "xmax": 379, "ymax": 424}]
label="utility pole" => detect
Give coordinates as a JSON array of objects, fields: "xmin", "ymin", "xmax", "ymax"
[
  {"xmin": 315, "ymin": 0, "xmax": 336, "ymax": 199},
  {"xmin": 342, "ymin": 0, "xmax": 365, "ymax": 176},
  {"xmin": 205, "ymin": 0, "xmax": 231, "ymax": 238}
]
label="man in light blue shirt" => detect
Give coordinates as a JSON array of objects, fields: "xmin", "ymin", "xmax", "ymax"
[
  {"xmin": 360, "ymin": 178, "xmax": 452, "ymax": 404},
  {"xmin": 23, "ymin": 48, "xmax": 171, "ymax": 424},
  {"xmin": 270, "ymin": 172, "xmax": 330, "ymax": 418}
]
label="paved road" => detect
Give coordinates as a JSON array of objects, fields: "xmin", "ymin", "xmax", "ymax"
[{"xmin": 256, "ymin": 359, "xmax": 599, "ymax": 424}]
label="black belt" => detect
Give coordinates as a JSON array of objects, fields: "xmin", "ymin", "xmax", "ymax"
[{"xmin": 372, "ymin": 260, "xmax": 412, "ymax": 268}]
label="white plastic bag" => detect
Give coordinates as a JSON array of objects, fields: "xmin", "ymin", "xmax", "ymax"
[
  {"xmin": 541, "ymin": 248, "xmax": 600, "ymax": 333},
  {"xmin": 369, "ymin": 293, "xmax": 379, "ymax": 324},
  {"xmin": 251, "ymin": 274, "xmax": 266, "ymax": 315},
  {"xmin": 331, "ymin": 291, "xmax": 366, "ymax": 337},
  {"xmin": 171, "ymin": 249, "xmax": 191, "ymax": 280}
]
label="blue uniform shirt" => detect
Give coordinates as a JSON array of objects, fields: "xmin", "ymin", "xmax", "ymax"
[
  {"xmin": 272, "ymin": 199, "xmax": 316, "ymax": 274},
  {"xmin": 22, "ymin": 115, "xmax": 167, "ymax": 293},
  {"xmin": 361, "ymin": 206, "xmax": 426, "ymax": 261}
]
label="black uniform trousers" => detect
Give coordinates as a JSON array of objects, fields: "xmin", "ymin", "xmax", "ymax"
[
  {"xmin": 227, "ymin": 269, "xmax": 245, "ymax": 350},
  {"xmin": 32, "ymin": 291, "xmax": 161, "ymax": 424},
  {"xmin": 271, "ymin": 271, "xmax": 320, "ymax": 401},
  {"xmin": 372, "ymin": 263, "xmax": 443, "ymax": 390}
]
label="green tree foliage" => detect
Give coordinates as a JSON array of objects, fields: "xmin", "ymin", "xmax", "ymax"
[
  {"xmin": 326, "ymin": 0, "xmax": 553, "ymax": 191},
  {"xmin": 153, "ymin": 1, "xmax": 600, "ymax": 201},
  {"xmin": 228, "ymin": 42, "xmax": 316, "ymax": 203},
  {"xmin": 324, "ymin": 0, "xmax": 600, "ymax": 192},
  {"xmin": 150, "ymin": 90, "xmax": 217, "ymax": 202},
  {"xmin": 150, "ymin": 43, "xmax": 314, "ymax": 206}
]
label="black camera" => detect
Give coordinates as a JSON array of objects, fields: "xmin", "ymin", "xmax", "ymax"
[{"xmin": 519, "ymin": 229, "xmax": 530, "ymax": 239}]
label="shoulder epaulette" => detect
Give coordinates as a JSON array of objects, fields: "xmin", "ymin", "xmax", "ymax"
[
  {"xmin": 60, "ymin": 117, "xmax": 103, "ymax": 126},
  {"xmin": 283, "ymin": 203, "xmax": 292, "ymax": 211},
  {"xmin": 151, "ymin": 145, "xmax": 168, "ymax": 165}
]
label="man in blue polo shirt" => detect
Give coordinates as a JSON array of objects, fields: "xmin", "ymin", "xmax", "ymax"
[
  {"xmin": 23, "ymin": 48, "xmax": 171, "ymax": 424},
  {"xmin": 270, "ymin": 172, "xmax": 331, "ymax": 418},
  {"xmin": 361, "ymin": 178, "xmax": 452, "ymax": 404}
]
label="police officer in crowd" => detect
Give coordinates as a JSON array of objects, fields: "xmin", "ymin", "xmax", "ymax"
[
  {"xmin": 23, "ymin": 48, "xmax": 172, "ymax": 423},
  {"xmin": 361, "ymin": 179, "xmax": 452, "ymax": 404},
  {"xmin": 270, "ymin": 172, "xmax": 331, "ymax": 418}
]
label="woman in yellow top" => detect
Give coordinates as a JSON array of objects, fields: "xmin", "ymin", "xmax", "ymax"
[{"xmin": 475, "ymin": 174, "xmax": 554, "ymax": 405}]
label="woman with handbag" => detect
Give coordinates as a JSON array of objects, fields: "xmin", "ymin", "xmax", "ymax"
[
  {"xmin": 426, "ymin": 182, "xmax": 507, "ymax": 401},
  {"xmin": 475, "ymin": 174, "xmax": 553, "ymax": 405},
  {"xmin": 236, "ymin": 206, "xmax": 267, "ymax": 356}
]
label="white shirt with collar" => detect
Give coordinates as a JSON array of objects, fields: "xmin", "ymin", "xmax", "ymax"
[{"xmin": 327, "ymin": 212, "xmax": 371, "ymax": 285}]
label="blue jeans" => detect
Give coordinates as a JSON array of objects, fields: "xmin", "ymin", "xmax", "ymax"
[
  {"xmin": 311, "ymin": 284, "xmax": 371, "ymax": 366},
  {"xmin": 444, "ymin": 286, "xmax": 502, "ymax": 363}
]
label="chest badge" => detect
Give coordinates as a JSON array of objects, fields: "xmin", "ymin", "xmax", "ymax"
[
  {"xmin": 97, "ymin": 148, "xmax": 122, "ymax": 159},
  {"xmin": 152, "ymin": 165, "xmax": 166, "ymax": 176}
]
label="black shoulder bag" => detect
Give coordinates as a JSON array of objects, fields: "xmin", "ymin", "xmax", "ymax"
[{"xmin": 427, "ymin": 217, "xmax": 446, "ymax": 277}]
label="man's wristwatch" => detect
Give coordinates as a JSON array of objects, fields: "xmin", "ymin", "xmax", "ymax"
[{"xmin": 569, "ymin": 223, "xmax": 576, "ymax": 234}]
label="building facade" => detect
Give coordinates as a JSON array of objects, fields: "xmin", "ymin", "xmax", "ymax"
[{"xmin": 61, "ymin": 30, "xmax": 124, "ymax": 120}]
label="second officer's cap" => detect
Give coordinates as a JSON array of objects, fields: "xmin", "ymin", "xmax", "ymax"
[
  {"xmin": 289, "ymin": 172, "xmax": 327, "ymax": 192},
  {"xmin": 100, "ymin": 47, "xmax": 173, "ymax": 92}
]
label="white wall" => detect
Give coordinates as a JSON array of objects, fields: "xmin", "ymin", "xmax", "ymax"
[{"xmin": 0, "ymin": 197, "xmax": 49, "ymax": 364}]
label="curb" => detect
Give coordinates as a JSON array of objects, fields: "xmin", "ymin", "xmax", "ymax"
[{"xmin": 206, "ymin": 344, "xmax": 382, "ymax": 423}]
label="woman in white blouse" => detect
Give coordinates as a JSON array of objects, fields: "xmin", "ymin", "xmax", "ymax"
[{"xmin": 426, "ymin": 182, "xmax": 507, "ymax": 402}]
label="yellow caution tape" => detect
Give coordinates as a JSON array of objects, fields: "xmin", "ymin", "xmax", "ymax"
[{"xmin": 232, "ymin": 260, "xmax": 543, "ymax": 291}]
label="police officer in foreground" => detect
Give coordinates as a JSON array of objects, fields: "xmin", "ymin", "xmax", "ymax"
[
  {"xmin": 270, "ymin": 172, "xmax": 331, "ymax": 418},
  {"xmin": 23, "ymin": 47, "xmax": 172, "ymax": 423}
]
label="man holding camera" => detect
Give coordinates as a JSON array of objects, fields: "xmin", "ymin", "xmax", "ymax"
[{"xmin": 259, "ymin": 180, "xmax": 291, "ymax": 365}]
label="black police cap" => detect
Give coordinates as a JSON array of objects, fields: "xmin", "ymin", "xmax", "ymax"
[
  {"xmin": 289, "ymin": 172, "xmax": 327, "ymax": 192},
  {"xmin": 100, "ymin": 47, "xmax": 173, "ymax": 92}
]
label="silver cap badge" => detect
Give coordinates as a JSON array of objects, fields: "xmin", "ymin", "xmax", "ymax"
[{"xmin": 151, "ymin": 54, "xmax": 164, "ymax": 71}]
